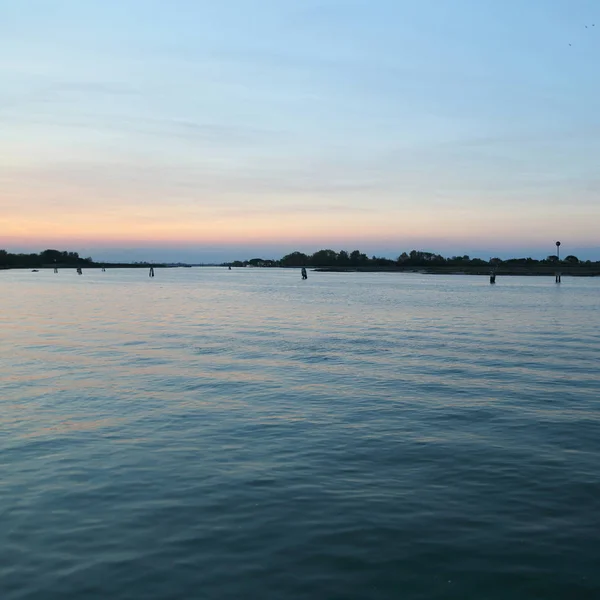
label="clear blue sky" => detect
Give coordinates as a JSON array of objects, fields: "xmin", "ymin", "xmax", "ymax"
[{"xmin": 2, "ymin": 0, "xmax": 599, "ymax": 261}]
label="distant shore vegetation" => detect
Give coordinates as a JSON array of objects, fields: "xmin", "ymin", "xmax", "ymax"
[
  {"xmin": 227, "ymin": 249, "xmax": 600, "ymax": 276},
  {"xmin": 0, "ymin": 249, "xmax": 165, "ymax": 270},
  {"xmin": 2, "ymin": 247, "xmax": 599, "ymax": 276}
]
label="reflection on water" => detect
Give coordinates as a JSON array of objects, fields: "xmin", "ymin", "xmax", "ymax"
[{"xmin": 1, "ymin": 268, "xmax": 600, "ymax": 600}]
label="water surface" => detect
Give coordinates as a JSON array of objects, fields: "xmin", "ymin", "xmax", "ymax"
[{"xmin": 2, "ymin": 268, "xmax": 599, "ymax": 599}]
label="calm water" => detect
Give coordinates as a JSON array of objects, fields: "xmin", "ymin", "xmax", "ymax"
[{"xmin": 2, "ymin": 268, "xmax": 600, "ymax": 599}]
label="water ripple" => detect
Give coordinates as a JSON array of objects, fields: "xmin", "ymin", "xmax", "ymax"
[{"xmin": 1, "ymin": 269, "xmax": 599, "ymax": 599}]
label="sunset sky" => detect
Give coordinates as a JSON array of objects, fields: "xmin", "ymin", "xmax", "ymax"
[{"xmin": 2, "ymin": 0, "xmax": 600, "ymax": 262}]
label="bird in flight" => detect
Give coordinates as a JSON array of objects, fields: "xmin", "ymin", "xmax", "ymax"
[{"xmin": 570, "ymin": 23, "xmax": 597, "ymax": 45}]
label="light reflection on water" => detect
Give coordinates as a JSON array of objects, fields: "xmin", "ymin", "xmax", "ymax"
[{"xmin": 1, "ymin": 268, "xmax": 600, "ymax": 599}]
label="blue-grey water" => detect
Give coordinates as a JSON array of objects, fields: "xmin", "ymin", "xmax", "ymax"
[{"xmin": 2, "ymin": 268, "xmax": 599, "ymax": 599}]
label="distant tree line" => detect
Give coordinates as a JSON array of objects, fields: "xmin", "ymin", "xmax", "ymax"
[
  {"xmin": 0, "ymin": 249, "xmax": 165, "ymax": 270},
  {"xmin": 225, "ymin": 249, "xmax": 600, "ymax": 275},
  {"xmin": 2, "ymin": 247, "xmax": 596, "ymax": 274},
  {"xmin": 0, "ymin": 249, "xmax": 94, "ymax": 269}
]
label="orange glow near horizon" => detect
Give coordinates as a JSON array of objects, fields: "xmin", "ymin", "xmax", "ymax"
[
  {"xmin": 4, "ymin": 204, "xmax": 599, "ymax": 251},
  {"xmin": 3, "ymin": 160, "xmax": 600, "ymax": 253}
]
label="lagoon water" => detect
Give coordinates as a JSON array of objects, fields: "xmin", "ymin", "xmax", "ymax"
[{"xmin": 2, "ymin": 268, "xmax": 600, "ymax": 599}]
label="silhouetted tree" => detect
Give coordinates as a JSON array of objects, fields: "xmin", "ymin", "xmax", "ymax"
[
  {"xmin": 349, "ymin": 250, "xmax": 368, "ymax": 267},
  {"xmin": 338, "ymin": 250, "xmax": 350, "ymax": 266},
  {"xmin": 310, "ymin": 249, "xmax": 338, "ymax": 267},
  {"xmin": 280, "ymin": 252, "xmax": 309, "ymax": 267}
]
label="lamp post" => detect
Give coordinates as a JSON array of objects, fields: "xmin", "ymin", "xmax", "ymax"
[{"xmin": 555, "ymin": 241, "xmax": 561, "ymax": 283}]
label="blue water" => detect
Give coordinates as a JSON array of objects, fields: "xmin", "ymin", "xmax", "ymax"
[{"xmin": 2, "ymin": 268, "xmax": 599, "ymax": 599}]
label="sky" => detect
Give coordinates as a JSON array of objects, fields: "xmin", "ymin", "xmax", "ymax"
[{"xmin": 2, "ymin": 0, "xmax": 600, "ymax": 262}]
